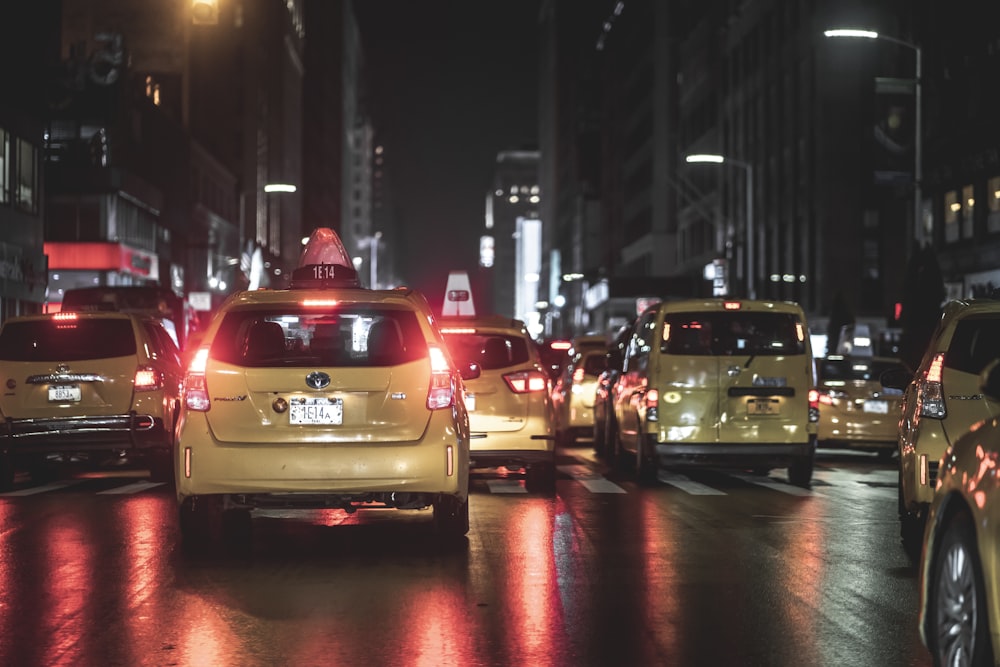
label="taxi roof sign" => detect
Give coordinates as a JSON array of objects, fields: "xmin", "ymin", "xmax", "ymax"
[
  {"xmin": 289, "ymin": 227, "xmax": 361, "ymax": 289},
  {"xmin": 442, "ymin": 271, "xmax": 476, "ymax": 317}
]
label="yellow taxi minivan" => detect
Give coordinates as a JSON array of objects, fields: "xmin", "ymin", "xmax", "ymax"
[
  {"xmin": 610, "ymin": 298, "xmax": 818, "ymax": 486},
  {"xmin": 174, "ymin": 228, "xmax": 475, "ymax": 543}
]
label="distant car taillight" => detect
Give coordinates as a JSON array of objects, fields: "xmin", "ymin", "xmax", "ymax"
[
  {"xmin": 134, "ymin": 366, "xmax": 163, "ymax": 391},
  {"xmin": 808, "ymin": 388, "xmax": 820, "ymax": 422},
  {"xmin": 184, "ymin": 347, "xmax": 211, "ymax": 412},
  {"xmin": 918, "ymin": 352, "xmax": 947, "ymax": 419},
  {"xmin": 645, "ymin": 387, "xmax": 659, "ymax": 421},
  {"xmin": 427, "ymin": 345, "xmax": 456, "ymax": 409},
  {"xmin": 503, "ymin": 370, "xmax": 548, "ymax": 394}
]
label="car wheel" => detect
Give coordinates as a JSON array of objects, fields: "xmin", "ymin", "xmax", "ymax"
[
  {"xmin": 433, "ymin": 494, "xmax": 469, "ymax": 538},
  {"xmin": 0, "ymin": 453, "xmax": 14, "ymax": 491},
  {"xmin": 928, "ymin": 512, "xmax": 994, "ymax": 667},
  {"xmin": 178, "ymin": 495, "xmax": 222, "ymax": 546},
  {"xmin": 593, "ymin": 416, "xmax": 606, "ymax": 457},
  {"xmin": 635, "ymin": 436, "xmax": 657, "ymax": 485},
  {"xmin": 29, "ymin": 457, "xmax": 56, "ymax": 484},
  {"xmin": 787, "ymin": 456, "xmax": 813, "ymax": 488},
  {"xmin": 899, "ymin": 468, "xmax": 925, "ymax": 562},
  {"xmin": 525, "ymin": 460, "xmax": 556, "ymax": 493},
  {"xmin": 147, "ymin": 451, "xmax": 173, "ymax": 484}
]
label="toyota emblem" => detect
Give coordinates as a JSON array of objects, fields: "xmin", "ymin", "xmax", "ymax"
[{"xmin": 305, "ymin": 371, "xmax": 331, "ymax": 389}]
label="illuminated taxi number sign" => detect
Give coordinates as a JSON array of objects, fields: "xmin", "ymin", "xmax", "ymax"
[
  {"xmin": 447, "ymin": 289, "xmax": 470, "ymax": 302},
  {"xmin": 289, "ymin": 397, "xmax": 343, "ymax": 425},
  {"xmin": 307, "ymin": 265, "xmax": 344, "ymax": 280}
]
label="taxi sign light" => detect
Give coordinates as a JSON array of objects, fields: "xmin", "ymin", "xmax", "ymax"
[{"xmin": 290, "ymin": 227, "xmax": 361, "ymax": 289}]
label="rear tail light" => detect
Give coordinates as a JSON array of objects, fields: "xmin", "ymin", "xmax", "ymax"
[
  {"xmin": 808, "ymin": 388, "xmax": 820, "ymax": 422},
  {"xmin": 427, "ymin": 345, "xmax": 456, "ymax": 410},
  {"xmin": 184, "ymin": 347, "xmax": 211, "ymax": 412},
  {"xmin": 918, "ymin": 353, "xmax": 947, "ymax": 419},
  {"xmin": 645, "ymin": 387, "xmax": 659, "ymax": 421},
  {"xmin": 134, "ymin": 366, "xmax": 163, "ymax": 391},
  {"xmin": 503, "ymin": 370, "xmax": 548, "ymax": 394}
]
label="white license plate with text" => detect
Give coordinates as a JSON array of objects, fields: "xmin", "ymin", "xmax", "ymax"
[
  {"xmin": 48, "ymin": 385, "xmax": 81, "ymax": 402},
  {"xmin": 289, "ymin": 397, "xmax": 343, "ymax": 425}
]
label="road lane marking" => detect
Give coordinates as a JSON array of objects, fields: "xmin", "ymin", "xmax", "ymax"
[
  {"xmin": 486, "ymin": 479, "xmax": 527, "ymax": 494},
  {"xmin": 657, "ymin": 471, "xmax": 727, "ymax": 495},
  {"xmin": 97, "ymin": 481, "xmax": 165, "ymax": 495},
  {"xmin": 731, "ymin": 472, "xmax": 814, "ymax": 496},
  {"xmin": 557, "ymin": 464, "xmax": 627, "ymax": 493},
  {"xmin": 0, "ymin": 481, "xmax": 82, "ymax": 496},
  {"xmin": 579, "ymin": 479, "xmax": 627, "ymax": 494}
]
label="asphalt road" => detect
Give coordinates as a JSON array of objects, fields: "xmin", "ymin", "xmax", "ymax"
[{"xmin": 0, "ymin": 446, "xmax": 932, "ymax": 667}]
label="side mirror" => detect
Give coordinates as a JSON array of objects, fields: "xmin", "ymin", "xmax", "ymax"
[
  {"xmin": 980, "ymin": 359, "xmax": 1000, "ymax": 401},
  {"xmin": 880, "ymin": 367, "xmax": 913, "ymax": 391},
  {"xmin": 459, "ymin": 361, "xmax": 481, "ymax": 381}
]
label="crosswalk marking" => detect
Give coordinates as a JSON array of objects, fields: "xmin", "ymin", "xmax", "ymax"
[
  {"xmin": 579, "ymin": 479, "xmax": 627, "ymax": 494},
  {"xmin": 558, "ymin": 464, "xmax": 627, "ymax": 494},
  {"xmin": 730, "ymin": 472, "xmax": 814, "ymax": 496},
  {"xmin": 0, "ymin": 480, "xmax": 82, "ymax": 496},
  {"xmin": 658, "ymin": 471, "xmax": 727, "ymax": 495},
  {"xmin": 97, "ymin": 481, "xmax": 165, "ymax": 495}
]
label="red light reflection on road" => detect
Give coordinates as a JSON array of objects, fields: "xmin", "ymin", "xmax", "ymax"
[
  {"xmin": 42, "ymin": 516, "xmax": 93, "ymax": 665},
  {"xmin": 640, "ymin": 494, "xmax": 680, "ymax": 659},
  {"xmin": 399, "ymin": 587, "xmax": 472, "ymax": 667}
]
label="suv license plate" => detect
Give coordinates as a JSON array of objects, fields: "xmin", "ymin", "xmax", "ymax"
[
  {"xmin": 747, "ymin": 398, "xmax": 779, "ymax": 415},
  {"xmin": 49, "ymin": 385, "xmax": 81, "ymax": 402},
  {"xmin": 863, "ymin": 400, "xmax": 888, "ymax": 414},
  {"xmin": 290, "ymin": 398, "xmax": 343, "ymax": 425}
]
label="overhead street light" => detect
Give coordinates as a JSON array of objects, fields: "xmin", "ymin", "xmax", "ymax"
[
  {"xmin": 686, "ymin": 154, "xmax": 756, "ymax": 299},
  {"xmin": 824, "ymin": 28, "xmax": 923, "ymax": 246}
]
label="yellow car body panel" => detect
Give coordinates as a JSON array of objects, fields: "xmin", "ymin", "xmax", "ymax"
[{"xmin": 815, "ymin": 355, "xmax": 905, "ymax": 450}]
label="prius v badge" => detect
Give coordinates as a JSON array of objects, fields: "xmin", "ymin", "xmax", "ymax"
[{"xmin": 306, "ymin": 371, "xmax": 331, "ymax": 389}]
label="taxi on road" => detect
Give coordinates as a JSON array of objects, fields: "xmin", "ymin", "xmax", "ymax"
[{"xmin": 174, "ymin": 228, "xmax": 474, "ymax": 542}]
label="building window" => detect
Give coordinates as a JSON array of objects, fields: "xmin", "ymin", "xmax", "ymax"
[
  {"xmin": 988, "ymin": 176, "xmax": 1000, "ymax": 234},
  {"xmin": 16, "ymin": 138, "xmax": 38, "ymax": 214},
  {"xmin": 962, "ymin": 184, "xmax": 975, "ymax": 239},
  {"xmin": 944, "ymin": 190, "xmax": 959, "ymax": 243},
  {"xmin": 0, "ymin": 128, "xmax": 9, "ymax": 205}
]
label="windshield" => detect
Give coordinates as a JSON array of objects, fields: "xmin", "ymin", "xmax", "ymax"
[
  {"xmin": 660, "ymin": 311, "xmax": 806, "ymax": 356},
  {"xmin": 0, "ymin": 319, "xmax": 137, "ymax": 361}
]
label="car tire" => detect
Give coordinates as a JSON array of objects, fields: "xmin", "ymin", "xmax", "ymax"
[
  {"xmin": 0, "ymin": 453, "xmax": 14, "ymax": 491},
  {"xmin": 593, "ymin": 415, "xmax": 606, "ymax": 457},
  {"xmin": 898, "ymin": 468, "xmax": 925, "ymax": 562},
  {"xmin": 635, "ymin": 435, "xmax": 658, "ymax": 485},
  {"xmin": 433, "ymin": 494, "xmax": 469, "ymax": 538},
  {"xmin": 928, "ymin": 511, "xmax": 994, "ymax": 667},
  {"xmin": 525, "ymin": 460, "xmax": 556, "ymax": 493},
  {"xmin": 787, "ymin": 456, "xmax": 813, "ymax": 488},
  {"xmin": 178, "ymin": 495, "xmax": 222, "ymax": 546},
  {"xmin": 147, "ymin": 451, "xmax": 173, "ymax": 484}
]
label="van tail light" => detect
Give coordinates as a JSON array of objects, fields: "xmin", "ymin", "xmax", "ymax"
[
  {"xmin": 427, "ymin": 345, "xmax": 456, "ymax": 410},
  {"xmin": 645, "ymin": 388, "xmax": 659, "ymax": 421},
  {"xmin": 184, "ymin": 347, "xmax": 212, "ymax": 412},
  {"xmin": 918, "ymin": 353, "xmax": 947, "ymax": 419},
  {"xmin": 808, "ymin": 388, "xmax": 820, "ymax": 422},
  {"xmin": 134, "ymin": 366, "xmax": 163, "ymax": 391},
  {"xmin": 503, "ymin": 370, "xmax": 548, "ymax": 394}
]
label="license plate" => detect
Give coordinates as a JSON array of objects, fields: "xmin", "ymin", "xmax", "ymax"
[
  {"xmin": 289, "ymin": 397, "xmax": 343, "ymax": 425},
  {"xmin": 465, "ymin": 393, "xmax": 476, "ymax": 412},
  {"xmin": 863, "ymin": 399, "xmax": 888, "ymax": 414},
  {"xmin": 747, "ymin": 398, "xmax": 779, "ymax": 415},
  {"xmin": 48, "ymin": 385, "xmax": 81, "ymax": 402}
]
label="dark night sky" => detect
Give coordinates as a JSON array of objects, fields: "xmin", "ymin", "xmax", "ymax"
[{"xmin": 352, "ymin": 1, "xmax": 540, "ymax": 310}]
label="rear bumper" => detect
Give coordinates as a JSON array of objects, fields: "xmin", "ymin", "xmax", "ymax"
[
  {"xmin": 0, "ymin": 414, "xmax": 170, "ymax": 455},
  {"xmin": 652, "ymin": 439, "xmax": 814, "ymax": 468}
]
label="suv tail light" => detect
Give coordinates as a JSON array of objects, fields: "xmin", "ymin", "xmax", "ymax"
[
  {"xmin": 503, "ymin": 370, "xmax": 548, "ymax": 394},
  {"xmin": 808, "ymin": 388, "xmax": 820, "ymax": 422},
  {"xmin": 184, "ymin": 348, "xmax": 211, "ymax": 412},
  {"xmin": 427, "ymin": 345, "xmax": 456, "ymax": 409},
  {"xmin": 645, "ymin": 387, "xmax": 659, "ymax": 421},
  {"xmin": 917, "ymin": 353, "xmax": 947, "ymax": 419},
  {"xmin": 134, "ymin": 366, "xmax": 163, "ymax": 391}
]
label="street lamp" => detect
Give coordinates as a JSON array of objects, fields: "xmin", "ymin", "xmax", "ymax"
[
  {"xmin": 824, "ymin": 28, "xmax": 923, "ymax": 246},
  {"xmin": 685, "ymin": 154, "xmax": 756, "ymax": 299}
]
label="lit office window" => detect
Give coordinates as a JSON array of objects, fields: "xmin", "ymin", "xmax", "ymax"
[
  {"xmin": 16, "ymin": 138, "xmax": 37, "ymax": 214},
  {"xmin": 0, "ymin": 128, "xmax": 9, "ymax": 205},
  {"xmin": 989, "ymin": 176, "xmax": 1000, "ymax": 234},
  {"xmin": 962, "ymin": 184, "xmax": 975, "ymax": 239},
  {"xmin": 944, "ymin": 190, "xmax": 959, "ymax": 243}
]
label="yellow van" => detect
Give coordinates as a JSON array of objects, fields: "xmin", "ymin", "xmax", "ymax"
[{"xmin": 610, "ymin": 298, "xmax": 818, "ymax": 486}]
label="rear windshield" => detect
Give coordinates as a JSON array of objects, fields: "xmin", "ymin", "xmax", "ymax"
[
  {"xmin": 0, "ymin": 319, "xmax": 137, "ymax": 361},
  {"xmin": 818, "ymin": 357, "xmax": 903, "ymax": 382},
  {"xmin": 210, "ymin": 307, "xmax": 428, "ymax": 368},
  {"xmin": 442, "ymin": 332, "xmax": 531, "ymax": 370},
  {"xmin": 581, "ymin": 351, "xmax": 608, "ymax": 376},
  {"xmin": 660, "ymin": 311, "xmax": 806, "ymax": 356},
  {"xmin": 946, "ymin": 315, "xmax": 1000, "ymax": 375}
]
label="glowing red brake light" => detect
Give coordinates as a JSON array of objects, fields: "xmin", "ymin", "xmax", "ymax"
[
  {"xmin": 134, "ymin": 366, "xmax": 163, "ymax": 391},
  {"xmin": 503, "ymin": 370, "xmax": 548, "ymax": 394},
  {"xmin": 926, "ymin": 353, "xmax": 944, "ymax": 383},
  {"xmin": 550, "ymin": 340, "xmax": 571, "ymax": 350},
  {"xmin": 723, "ymin": 301, "xmax": 741, "ymax": 310},
  {"xmin": 53, "ymin": 312, "xmax": 78, "ymax": 321},
  {"xmin": 427, "ymin": 345, "xmax": 455, "ymax": 409},
  {"xmin": 184, "ymin": 347, "xmax": 211, "ymax": 411}
]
